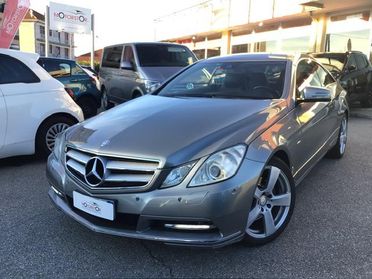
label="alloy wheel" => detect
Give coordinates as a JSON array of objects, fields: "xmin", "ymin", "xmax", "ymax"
[
  {"xmin": 339, "ymin": 118, "xmax": 348, "ymax": 155},
  {"xmin": 246, "ymin": 165, "xmax": 292, "ymax": 238},
  {"xmin": 45, "ymin": 123, "xmax": 70, "ymax": 151}
]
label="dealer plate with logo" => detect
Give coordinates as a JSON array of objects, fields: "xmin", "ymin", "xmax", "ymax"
[{"xmin": 73, "ymin": 191, "xmax": 115, "ymax": 221}]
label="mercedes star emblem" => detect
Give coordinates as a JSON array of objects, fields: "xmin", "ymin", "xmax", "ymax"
[{"xmin": 85, "ymin": 157, "xmax": 105, "ymax": 186}]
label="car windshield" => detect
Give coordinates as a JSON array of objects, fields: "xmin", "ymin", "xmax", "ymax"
[
  {"xmin": 158, "ymin": 61, "xmax": 287, "ymax": 99},
  {"xmin": 135, "ymin": 44, "xmax": 196, "ymax": 67},
  {"xmin": 313, "ymin": 54, "xmax": 346, "ymax": 73}
]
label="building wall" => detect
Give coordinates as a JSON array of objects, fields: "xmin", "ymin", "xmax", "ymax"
[
  {"xmin": 18, "ymin": 20, "xmax": 74, "ymax": 59},
  {"xmin": 155, "ymin": 0, "xmax": 372, "ymax": 60},
  {"xmin": 19, "ymin": 22, "xmax": 36, "ymax": 53}
]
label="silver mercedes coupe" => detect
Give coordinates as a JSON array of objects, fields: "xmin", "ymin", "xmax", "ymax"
[{"xmin": 47, "ymin": 53, "xmax": 348, "ymax": 247}]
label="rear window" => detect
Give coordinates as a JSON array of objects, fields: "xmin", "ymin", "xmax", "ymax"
[
  {"xmin": 313, "ymin": 54, "xmax": 346, "ymax": 72},
  {"xmin": 135, "ymin": 44, "xmax": 196, "ymax": 67},
  {"xmin": 38, "ymin": 59, "xmax": 71, "ymax": 78},
  {"xmin": 0, "ymin": 54, "xmax": 40, "ymax": 84}
]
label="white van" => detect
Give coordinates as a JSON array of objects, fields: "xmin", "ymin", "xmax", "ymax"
[{"xmin": 0, "ymin": 49, "xmax": 84, "ymax": 159}]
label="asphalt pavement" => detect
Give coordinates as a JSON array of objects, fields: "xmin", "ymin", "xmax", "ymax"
[{"xmin": 0, "ymin": 117, "xmax": 371, "ymax": 278}]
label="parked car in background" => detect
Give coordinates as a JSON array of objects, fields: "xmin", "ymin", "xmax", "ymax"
[
  {"xmin": 38, "ymin": 57, "xmax": 102, "ymax": 118},
  {"xmin": 311, "ymin": 51, "xmax": 372, "ymax": 107},
  {"xmin": 0, "ymin": 49, "xmax": 83, "ymax": 159},
  {"xmin": 99, "ymin": 42, "xmax": 197, "ymax": 109},
  {"xmin": 81, "ymin": 65, "xmax": 99, "ymax": 76},
  {"xmin": 47, "ymin": 53, "xmax": 348, "ymax": 247},
  {"xmin": 81, "ymin": 66, "xmax": 100, "ymax": 91}
]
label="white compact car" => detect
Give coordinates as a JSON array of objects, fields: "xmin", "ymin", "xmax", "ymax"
[{"xmin": 0, "ymin": 49, "xmax": 84, "ymax": 159}]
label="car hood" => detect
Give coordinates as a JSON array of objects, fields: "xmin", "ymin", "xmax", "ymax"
[
  {"xmin": 67, "ymin": 95, "xmax": 287, "ymax": 167},
  {"xmin": 140, "ymin": 67, "xmax": 184, "ymax": 82}
]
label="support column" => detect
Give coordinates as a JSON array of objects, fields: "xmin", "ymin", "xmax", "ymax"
[
  {"xmin": 204, "ymin": 37, "xmax": 208, "ymax": 59},
  {"xmin": 310, "ymin": 15, "xmax": 328, "ymax": 52},
  {"xmin": 220, "ymin": 30, "xmax": 232, "ymax": 55}
]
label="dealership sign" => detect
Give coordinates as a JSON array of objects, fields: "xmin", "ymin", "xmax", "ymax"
[
  {"xmin": 49, "ymin": 2, "xmax": 91, "ymax": 34},
  {"xmin": 0, "ymin": 0, "xmax": 30, "ymax": 48}
]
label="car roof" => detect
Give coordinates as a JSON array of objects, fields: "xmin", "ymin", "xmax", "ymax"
[
  {"xmin": 201, "ymin": 53, "xmax": 295, "ymax": 63},
  {"xmin": 104, "ymin": 42, "xmax": 188, "ymax": 49},
  {"xmin": 0, "ymin": 48, "xmax": 39, "ymax": 61},
  {"xmin": 311, "ymin": 51, "xmax": 364, "ymax": 57},
  {"xmin": 38, "ymin": 57, "xmax": 75, "ymax": 63}
]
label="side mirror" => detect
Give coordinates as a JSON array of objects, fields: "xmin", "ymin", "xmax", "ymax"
[
  {"xmin": 297, "ymin": 86, "xmax": 332, "ymax": 103},
  {"xmin": 347, "ymin": 65, "xmax": 356, "ymax": 72},
  {"xmin": 120, "ymin": 61, "xmax": 134, "ymax": 70}
]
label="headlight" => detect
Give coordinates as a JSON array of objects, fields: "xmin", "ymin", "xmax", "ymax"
[
  {"xmin": 161, "ymin": 162, "xmax": 195, "ymax": 188},
  {"xmin": 144, "ymin": 80, "xmax": 161, "ymax": 93},
  {"xmin": 189, "ymin": 145, "xmax": 246, "ymax": 187},
  {"xmin": 53, "ymin": 132, "xmax": 66, "ymax": 160}
]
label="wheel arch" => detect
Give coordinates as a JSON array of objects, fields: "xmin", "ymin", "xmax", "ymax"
[
  {"xmin": 269, "ymin": 149, "xmax": 291, "ymax": 169},
  {"xmin": 76, "ymin": 94, "xmax": 101, "ymax": 108},
  {"xmin": 34, "ymin": 112, "xmax": 79, "ymax": 149},
  {"xmin": 131, "ymin": 87, "xmax": 144, "ymax": 99}
]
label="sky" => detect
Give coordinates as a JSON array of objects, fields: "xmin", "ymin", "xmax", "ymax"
[{"xmin": 30, "ymin": 0, "xmax": 201, "ymax": 55}]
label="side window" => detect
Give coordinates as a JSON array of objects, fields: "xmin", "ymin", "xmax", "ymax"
[
  {"xmin": 101, "ymin": 46, "xmax": 123, "ymax": 68},
  {"xmin": 38, "ymin": 60, "xmax": 71, "ymax": 78},
  {"xmin": 123, "ymin": 46, "xmax": 135, "ymax": 66},
  {"xmin": 296, "ymin": 59, "xmax": 321, "ymax": 97},
  {"xmin": 315, "ymin": 64, "xmax": 335, "ymax": 87},
  {"xmin": 355, "ymin": 54, "xmax": 368, "ymax": 70},
  {"xmin": 0, "ymin": 54, "xmax": 40, "ymax": 84},
  {"xmin": 71, "ymin": 63, "xmax": 86, "ymax": 76}
]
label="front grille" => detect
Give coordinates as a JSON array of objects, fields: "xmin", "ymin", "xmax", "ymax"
[{"xmin": 65, "ymin": 147, "xmax": 159, "ymax": 189}]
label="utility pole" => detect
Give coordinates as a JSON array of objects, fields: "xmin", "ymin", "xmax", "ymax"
[
  {"xmin": 45, "ymin": 5, "xmax": 49, "ymax": 57},
  {"xmin": 90, "ymin": 14, "xmax": 95, "ymax": 69}
]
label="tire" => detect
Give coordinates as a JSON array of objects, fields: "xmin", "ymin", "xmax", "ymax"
[
  {"xmin": 326, "ymin": 115, "xmax": 348, "ymax": 159},
  {"xmin": 78, "ymin": 97, "xmax": 97, "ymax": 119},
  {"xmin": 244, "ymin": 157, "xmax": 295, "ymax": 246},
  {"xmin": 36, "ymin": 116, "xmax": 76, "ymax": 158},
  {"xmin": 132, "ymin": 91, "xmax": 142, "ymax": 99},
  {"xmin": 101, "ymin": 88, "xmax": 114, "ymax": 110}
]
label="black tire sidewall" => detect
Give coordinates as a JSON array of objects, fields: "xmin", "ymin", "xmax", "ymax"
[
  {"xmin": 36, "ymin": 116, "xmax": 75, "ymax": 158},
  {"xmin": 244, "ymin": 157, "xmax": 296, "ymax": 246}
]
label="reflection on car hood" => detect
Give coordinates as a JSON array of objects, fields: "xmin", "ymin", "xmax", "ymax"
[
  {"xmin": 67, "ymin": 95, "xmax": 287, "ymax": 167},
  {"xmin": 140, "ymin": 66, "xmax": 184, "ymax": 82}
]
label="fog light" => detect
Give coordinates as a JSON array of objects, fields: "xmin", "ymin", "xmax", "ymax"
[
  {"xmin": 164, "ymin": 224, "xmax": 215, "ymax": 231},
  {"xmin": 51, "ymin": 185, "xmax": 64, "ymax": 197}
]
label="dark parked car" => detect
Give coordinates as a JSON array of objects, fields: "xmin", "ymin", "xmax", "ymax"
[
  {"xmin": 38, "ymin": 57, "xmax": 102, "ymax": 118},
  {"xmin": 47, "ymin": 53, "xmax": 348, "ymax": 247},
  {"xmin": 311, "ymin": 51, "xmax": 372, "ymax": 107}
]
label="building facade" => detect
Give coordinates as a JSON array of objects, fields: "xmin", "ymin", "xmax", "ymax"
[
  {"xmin": 0, "ymin": 4, "xmax": 74, "ymax": 57},
  {"xmin": 154, "ymin": 0, "xmax": 372, "ymax": 60},
  {"xmin": 15, "ymin": 9, "xmax": 74, "ymax": 59}
]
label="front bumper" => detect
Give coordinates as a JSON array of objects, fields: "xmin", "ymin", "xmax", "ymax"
[{"xmin": 46, "ymin": 154, "xmax": 264, "ymax": 248}]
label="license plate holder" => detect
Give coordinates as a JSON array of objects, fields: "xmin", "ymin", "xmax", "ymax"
[{"xmin": 73, "ymin": 191, "xmax": 115, "ymax": 221}]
